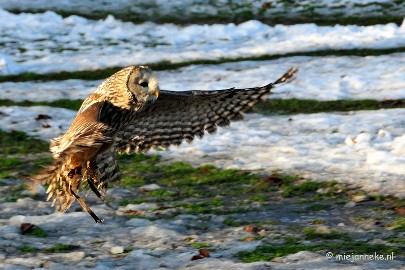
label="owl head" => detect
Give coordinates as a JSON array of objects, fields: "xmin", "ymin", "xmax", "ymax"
[
  {"xmin": 126, "ymin": 66, "xmax": 159, "ymax": 109},
  {"xmin": 96, "ymin": 65, "xmax": 159, "ymax": 111}
]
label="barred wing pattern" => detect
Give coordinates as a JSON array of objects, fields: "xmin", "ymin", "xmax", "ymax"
[{"xmin": 115, "ymin": 67, "xmax": 297, "ymax": 154}]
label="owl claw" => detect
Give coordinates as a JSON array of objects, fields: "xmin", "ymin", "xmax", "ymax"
[
  {"xmin": 69, "ymin": 186, "xmax": 104, "ymax": 223},
  {"xmin": 87, "ymin": 178, "xmax": 116, "ymax": 210}
]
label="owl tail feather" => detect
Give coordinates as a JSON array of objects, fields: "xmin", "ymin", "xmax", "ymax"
[{"xmin": 31, "ymin": 156, "xmax": 104, "ymax": 223}]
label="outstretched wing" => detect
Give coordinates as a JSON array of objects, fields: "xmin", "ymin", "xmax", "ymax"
[{"xmin": 115, "ymin": 67, "xmax": 297, "ymax": 154}]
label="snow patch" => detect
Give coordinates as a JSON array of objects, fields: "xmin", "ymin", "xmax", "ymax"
[
  {"xmin": 1, "ymin": 9, "xmax": 405, "ymax": 74},
  {"xmin": 1, "ymin": 105, "xmax": 404, "ymax": 198}
]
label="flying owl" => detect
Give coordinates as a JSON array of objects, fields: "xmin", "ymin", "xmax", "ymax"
[{"xmin": 33, "ymin": 65, "xmax": 297, "ymax": 223}]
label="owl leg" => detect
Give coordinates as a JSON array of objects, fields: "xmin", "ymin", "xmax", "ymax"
[
  {"xmin": 85, "ymin": 160, "xmax": 115, "ymax": 209},
  {"xmin": 87, "ymin": 179, "xmax": 115, "ymax": 210},
  {"xmin": 69, "ymin": 186, "xmax": 103, "ymax": 223}
]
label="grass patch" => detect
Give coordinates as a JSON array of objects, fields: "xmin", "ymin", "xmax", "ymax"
[
  {"xmin": 191, "ymin": 242, "xmax": 213, "ymax": 249},
  {"xmin": 118, "ymin": 154, "xmax": 258, "ymax": 192},
  {"xmin": 120, "ymin": 175, "xmax": 145, "ymax": 188},
  {"xmin": 0, "ymin": 99, "xmax": 83, "ymax": 111},
  {"xmin": 45, "ymin": 244, "xmax": 78, "ymax": 253},
  {"xmin": 305, "ymin": 203, "xmax": 331, "ymax": 212},
  {"xmin": 117, "ymin": 156, "xmax": 344, "ymax": 216},
  {"xmin": 254, "ymin": 99, "xmax": 405, "ymax": 115},
  {"xmin": 5, "ymin": 8, "xmax": 404, "ymax": 26},
  {"xmin": 237, "ymin": 236, "xmax": 403, "ymax": 262},
  {"xmin": 386, "ymin": 216, "xmax": 405, "ymax": 232},
  {"xmin": 148, "ymin": 189, "xmax": 176, "ymax": 198},
  {"xmin": 3, "ymin": 98, "xmax": 405, "ymax": 117},
  {"xmin": 0, "ymin": 130, "xmax": 49, "ymax": 155},
  {"xmin": 119, "ymin": 197, "xmax": 147, "ymax": 206},
  {"xmin": 0, "ymin": 156, "xmax": 52, "ymax": 180},
  {"xmin": 117, "ymin": 154, "xmax": 262, "ymax": 214},
  {"xmin": 18, "ymin": 245, "xmax": 38, "ymax": 253},
  {"xmin": 237, "ymin": 237, "xmax": 308, "ymax": 262},
  {"xmin": 24, "ymin": 226, "xmax": 48, "ymax": 238},
  {"xmin": 18, "ymin": 244, "xmax": 78, "ymax": 253},
  {"xmin": 386, "ymin": 237, "xmax": 405, "ymax": 245},
  {"xmin": 249, "ymin": 194, "xmax": 267, "ymax": 202},
  {"xmin": 3, "ymin": 183, "xmax": 30, "ymax": 202},
  {"xmin": 174, "ymin": 199, "xmax": 228, "ymax": 215},
  {"xmin": 0, "ymin": 157, "xmax": 24, "ymax": 169},
  {"xmin": 2, "ymin": 48, "xmax": 405, "ymax": 83},
  {"xmin": 223, "ymin": 218, "xmax": 247, "ymax": 227},
  {"xmin": 309, "ymin": 219, "xmax": 326, "ymax": 225},
  {"xmin": 303, "ymin": 227, "xmax": 350, "ymax": 240},
  {"xmin": 124, "ymin": 247, "xmax": 133, "ymax": 253},
  {"xmin": 282, "ymin": 181, "xmax": 324, "ymax": 197}
]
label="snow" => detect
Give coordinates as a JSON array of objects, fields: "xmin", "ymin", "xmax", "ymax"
[
  {"xmin": 2, "ymin": 54, "xmax": 405, "ymax": 102},
  {"xmin": 0, "ymin": 9, "xmax": 405, "ymax": 75},
  {"xmin": 0, "ymin": 106, "xmax": 76, "ymax": 139},
  {"xmin": 1, "ymin": 2, "xmax": 405, "ymax": 269},
  {"xmin": 1, "ymin": 105, "xmax": 404, "ymax": 198}
]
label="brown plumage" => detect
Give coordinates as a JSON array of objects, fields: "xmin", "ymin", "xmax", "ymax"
[{"xmin": 33, "ymin": 65, "xmax": 297, "ymax": 223}]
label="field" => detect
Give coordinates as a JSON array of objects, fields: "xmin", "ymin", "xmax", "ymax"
[{"xmin": 0, "ymin": 1, "xmax": 404, "ymax": 269}]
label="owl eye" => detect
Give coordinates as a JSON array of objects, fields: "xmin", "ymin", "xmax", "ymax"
[{"xmin": 139, "ymin": 81, "xmax": 148, "ymax": 87}]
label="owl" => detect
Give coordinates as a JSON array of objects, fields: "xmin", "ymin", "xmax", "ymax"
[{"xmin": 32, "ymin": 65, "xmax": 297, "ymax": 223}]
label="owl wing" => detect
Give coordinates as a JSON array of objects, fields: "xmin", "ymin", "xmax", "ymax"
[
  {"xmin": 115, "ymin": 67, "xmax": 297, "ymax": 154},
  {"xmin": 50, "ymin": 99, "xmax": 113, "ymax": 159}
]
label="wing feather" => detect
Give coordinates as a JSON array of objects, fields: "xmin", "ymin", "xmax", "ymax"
[{"xmin": 115, "ymin": 67, "xmax": 297, "ymax": 154}]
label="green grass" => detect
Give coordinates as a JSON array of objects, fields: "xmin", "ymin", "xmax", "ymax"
[
  {"xmin": 0, "ymin": 156, "xmax": 52, "ymax": 180},
  {"xmin": 237, "ymin": 237, "xmax": 308, "ymax": 262},
  {"xmin": 223, "ymin": 218, "xmax": 247, "ymax": 227},
  {"xmin": 305, "ymin": 203, "xmax": 331, "ymax": 212},
  {"xmin": 281, "ymin": 181, "xmax": 324, "ymax": 197},
  {"xmin": 18, "ymin": 244, "xmax": 79, "ymax": 253},
  {"xmin": 1, "ymin": 47, "xmax": 405, "ymax": 83},
  {"xmin": 0, "ymin": 99, "xmax": 83, "ymax": 111},
  {"xmin": 309, "ymin": 219, "xmax": 326, "ymax": 225},
  {"xmin": 123, "ymin": 247, "xmax": 133, "ymax": 253},
  {"xmin": 18, "ymin": 245, "xmax": 38, "ymax": 253},
  {"xmin": 5, "ymin": 8, "xmax": 404, "ymax": 26},
  {"xmin": 0, "ymin": 157, "xmax": 24, "ymax": 169},
  {"xmin": 117, "ymin": 154, "xmax": 262, "ymax": 210},
  {"xmin": 387, "ymin": 216, "xmax": 405, "ymax": 232},
  {"xmin": 191, "ymin": 242, "xmax": 213, "ymax": 249},
  {"xmin": 117, "ymin": 154, "xmax": 280, "ymax": 215},
  {"xmin": 0, "ymin": 130, "xmax": 49, "ymax": 155},
  {"xmin": 249, "ymin": 194, "xmax": 267, "ymax": 202},
  {"xmin": 254, "ymin": 99, "xmax": 405, "ymax": 115},
  {"xmin": 24, "ymin": 226, "xmax": 48, "ymax": 238},
  {"xmin": 3, "ymin": 183, "xmax": 31, "ymax": 202},
  {"xmin": 3, "ymin": 98, "xmax": 405, "ymax": 117},
  {"xmin": 236, "ymin": 237, "xmax": 403, "ymax": 262},
  {"xmin": 45, "ymin": 244, "xmax": 79, "ymax": 253},
  {"xmin": 116, "ymin": 156, "xmax": 345, "ymax": 216},
  {"xmin": 303, "ymin": 227, "xmax": 350, "ymax": 240},
  {"xmin": 174, "ymin": 199, "xmax": 227, "ymax": 215},
  {"xmin": 118, "ymin": 155, "xmax": 258, "ymax": 191}
]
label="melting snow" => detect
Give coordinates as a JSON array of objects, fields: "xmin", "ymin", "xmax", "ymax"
[
  {"xmin": 2, "ymin": 55, "xmax": 405, "ymax": 102},
  {"xmin": 0, "ymin": 9, "xmax": 405, "ymax": 74},
  {"xmin": 0, "ymin": 105, "xmax": 404, "ymax": 198}
]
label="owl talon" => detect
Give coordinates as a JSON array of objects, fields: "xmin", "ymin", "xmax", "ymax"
[
  {"xmin": 87, "ymin": 179, "xmax": 116, "ymax": 210},
  {"xmin": 67, "ymin": 166, "xmax": 82, "ymax": 179},
  {"xmin": 69, "ymin": 186, "xmax": 104, "ymax": 223}
]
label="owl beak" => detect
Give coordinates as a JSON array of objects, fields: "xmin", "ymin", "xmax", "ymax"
[{"xmin": 154, "ymin": 89, "xmax": 159, "ymax": 98}]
